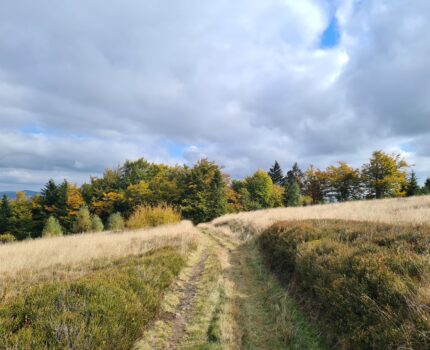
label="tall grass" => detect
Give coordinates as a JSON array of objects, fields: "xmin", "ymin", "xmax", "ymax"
[
  {"xmin": 211, "ymin": 195, "xmax": 430, "ymax": 238},
  {"xmin": 127, "ymin": 204, "xmax": 181, "ymax": 230},
  {"xmin": 259, "ymin": 220, "xmax": 430, "ymax": 349},
  {"xmin": 0, "ymin": 221, "xmax": 199, "ymax": 286}
]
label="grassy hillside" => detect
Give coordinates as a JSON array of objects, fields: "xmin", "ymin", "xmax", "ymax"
[
  {"xmin": 0, "ymin": 222, "xmax": 200, "ymax": 349},
  {"xmin": 211, "ymin": 195, "xmax": 430, "ymax": 238}
]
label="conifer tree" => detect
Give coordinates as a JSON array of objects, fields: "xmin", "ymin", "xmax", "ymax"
[
  {"xmin": 285, "ymin": 163, "xmax": 304, "ymax": 190},
  {"xmin": 406, "ymin": 171, "xmax": 420, "ymax": 197},
  {"xmin": 284, "ymin": 181, "xmax": 301, "ymax": 207},
  {"xmin": 423, "ymin": 178, "xmax": 430, "ymax": 194},
  {"xmin": 268, "ymin": 161, "xmax": 284, "ymax": 186},
  {"xmin": 0, "ymin": 195, "xmax": 11, "ymax": 233}
]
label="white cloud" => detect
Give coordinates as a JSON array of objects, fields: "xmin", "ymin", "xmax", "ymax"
[{"xmin": 0, "ymin": 0, "xmax": 429, "ymax": 189}]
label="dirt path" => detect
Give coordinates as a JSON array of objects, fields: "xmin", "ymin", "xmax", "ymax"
[{"xmin": 135, "ymin": 227, "xmax": 328, "ymax": 350}]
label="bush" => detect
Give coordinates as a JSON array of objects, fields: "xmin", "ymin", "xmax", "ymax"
[
  {"xmin": 73, "ymin": 205, "xmax": 92, "ymax": 233},
  {"xmin": 42, "ymin": 216, "xmax": 63, "ymax": 237},
  {"xmin": 126, "ymin": 204, "xmax": 181, "ymax": 229},
  {"xmin": 259, "ymin": 220, "xmax": 430, "ymax": 349},
  {"xmin": 91, "ymin": 214, "xmax": 104, "ymax": 232},
  {"xmin": 107, "ymin": 212, "xmax": 125, "ymax": 232},
  {"xmin": 0, "ymin": 248, "xmax": 186, "ymax": 349},
  {"xmin": 0, "ymin": 233, "xmax": 16, "ymax": 244}
]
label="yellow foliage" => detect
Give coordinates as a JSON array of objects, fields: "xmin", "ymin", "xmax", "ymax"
[
  {"xmin": 66, "ymin": 184, "xmax": 85, "ymax": 217},
  {"xmin": 126, "ymin": 204, "xmax": 181, "ymax": 229}
]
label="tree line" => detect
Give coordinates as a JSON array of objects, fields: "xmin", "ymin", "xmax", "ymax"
[{"xmin": 0, "ymin": 151, "xmax": 429, "ymax": 242}]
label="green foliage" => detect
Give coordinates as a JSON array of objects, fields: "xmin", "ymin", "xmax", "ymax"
[
  {"xmin": 324, "ymin": 162, "xmax": 362, "ymax": 201},
  {"xmin": 181, "ymin": 159, "xmax": 227, "ymax": 224},
  {"xmin": 362, "ymin": 150, "xmax": 409, "ymax": 198},
  {"xmin": 91, "ymin": 215, "xmax": 104, "ymax": 232},
  {"xmin": 423, "ymin": 178, "xmax": 430, "ymax": 194},
  {"xmin": 406, "ymin": 171, "xmax": 421, "ymax": 196},
  {"xmin": 0, "ymin": 233, "xmax": 16, "ymax": 244},
  {"xmin": 107, "ymin": 212, "xmax": 125, "ymax": 232},
  {"xmin": 42, "ymin": 216, "xmax": 63, "ymax": 237},
  {"xmin": 8, "ymin": 192, "xmax": 33, "ymax": 240},
  {"xmin": 0, "ymin": 248, "xmax": 186, "ymax": 350},
  {"xmin": 285, "ymin": 163, "xmax": 304, "ymax": 190},
  {"xmin": 244, "ymin": 170, "xmax": 275, "ymax": 209},
  {"xmin": 284, "ymin": 180, "xmax": 301, "ymax": 207},
  {"xmin": 126, "ymin": 204, "xmax": 181, "ymax": 229},
  {"xmin": 268, "ymin": 161, "xmax": 284, "ymax": 186},
  {"xmin": 73, "ymin": 205, "xmax": 92, "ymax": 233},
  {"xmin": 259, "ymin": 220, "xmax": 430, "ymax": 349},
  {"xmin": 0, "ymin": 195, "xmax": 11, "ymax": 234}
]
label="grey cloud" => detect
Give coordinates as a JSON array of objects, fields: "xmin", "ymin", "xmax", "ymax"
[{"xmin": 0, "ymin": 0, "xmax": 429, "ymax": 189}]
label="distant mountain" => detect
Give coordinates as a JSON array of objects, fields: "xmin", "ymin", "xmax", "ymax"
[{"xmin": 0, "ymin": 190, "xmax": 39, "ymax": 199}]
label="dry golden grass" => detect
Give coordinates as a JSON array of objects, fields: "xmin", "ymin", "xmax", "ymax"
[
  {"xmin": 0, "ymin": 220, "xmax": 200, "ymax": 283},
  {"xmin": 211, "ymin": 195, "xmax": 430, "ymax": 237}
]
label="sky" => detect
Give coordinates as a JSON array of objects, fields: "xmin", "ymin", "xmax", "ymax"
[{"xmin": 0, "ymin": 0, "xmax": 429, "ymax": 190}]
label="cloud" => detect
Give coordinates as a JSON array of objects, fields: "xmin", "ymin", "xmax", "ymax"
[{"xmin": 0, "ymin": 0, "xmax": 429, "ymax": 190}]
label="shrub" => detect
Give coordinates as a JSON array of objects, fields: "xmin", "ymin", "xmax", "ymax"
[
  {"xmin": 42, "ymin": 216, "xmax": 63, "ymax": 237},
  {"xmin": 0, "ymin": 248, "xmax": 186, "ymax": 349},
  {"xmin": 73, "ymin": 205, "xmax": 92, "ymax": 233},
  {"xmin": 107, "ymin": 212, "xmax": 125, "ymax": 232},
  {"xmin": 0, "ymin": 233, "xmax": 16, "ymax": 244},
  {"xmin": 259, "ymin": 220, "xmax": 430, "ymax": 349},
  {"xmin": 126, "ymin": 204, "xmax": 181, "ymax": 229},
  {"xmin": 91, "ymin": 214, "xmax": 104, "ymax": 232}
]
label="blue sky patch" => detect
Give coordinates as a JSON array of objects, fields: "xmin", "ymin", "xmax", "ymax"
[{"xmin": 320, "ymin": 17, "xmax": 340, "ymax": 49}]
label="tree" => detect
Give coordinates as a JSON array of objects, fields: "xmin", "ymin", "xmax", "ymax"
[
  {"xmin": 406, "ymin": 171, "xmax": 420, "ymax": 197},
  {"xmin": 285, "ymin": 163, "xmax": 304, "ymax": 190},
  {"xmin": 284, "ymin": 181, "xmax": 301, "ymax": 207},
  {"xmin": 271, "ymin": 185, "xmax": 284, "ymax": 207},
  {"xmin": 423, "ymin": 178, "xmax": 430, "ymax": 194},
  {"xmin": 362, "ymin": 151, "xmax": 408, "ymax": 198},
  {"xmin": 91, "ymin": 215, "xmax": 104, "ymax": 232},
  {"xmin": 73, "ymin": 205, "xmax": 92, "ymax": 233},
  {"xmin": 0, "ymin": 195, "xmax": 11, "ymax": 233},
  {"xmin": 268, "ymin": 161, "xmax": 284, "ymax": 186},
  {"xmin": 107, "ymin": 212, "xmax": 125, "ymax": 232},
  {"xmin": 325, "ymin": 162, "xmax": 362, "ymax": 201},
  {"xmin": 9, "ymin": 192, "xmax": 33, "ymax": 240},
  {"xmin": 42, "ymin": 216, "xmax": 63, "ymax": 237},
  {"xmin": 303, "ymin": 165, "xmax": 325, "ymax": 204},
  {"xmin": 181, "ymin": 159, "xmax": 227, "ymax": 224},
  {"xmin": 125, "ymin": 180, "xmax": 150, "ymax": 212},
  {"xmin": 244, "ymin": 170, "xmax": 275, "ymax": 209},
  {"xmin": 66, "ymin": 184, "xmax": 85, "ymax": 218}
]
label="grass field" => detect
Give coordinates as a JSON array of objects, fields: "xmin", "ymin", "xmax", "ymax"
[
  {"xmin": 2, "ymin": 196, "xmax": 430, "ymax": 349},
  {"xmin": 0, "ymin": 221, "xmax": 200, "ymax": 349}
]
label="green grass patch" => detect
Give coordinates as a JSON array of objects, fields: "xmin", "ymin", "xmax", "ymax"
[
  {"xmin": 259, "ymin": 220, "xmax": 430, "ymax": 349},
  {"xmin": 0, "ymin": 248, "xmax": 186, "ymax": 350}
]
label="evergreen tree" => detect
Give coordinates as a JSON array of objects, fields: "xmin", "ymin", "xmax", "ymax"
[
  {"xmin": 423, "ymin": 178, "xmax": 430, "ymax": 194},
  {"xmin": 0, "ymin": 195, "xmax": 11, "ymax": 233},
  {"xmin": 406, "ymin": 171, "xmax": 420, "ymax": 197},
  {"xmin": 268, "ymin": 161, "xmax": 284, "ymax": 186},
  {"xmin": 91, "ymin": 215, "xmax": 104, "ymax": 232},
  {"xmin": 73, "ymin": 205, "xmax": 92, "ymax": 233},
  {"xmin": 284, "ymin": 181, "xmax": 301, "ymax": 207},
  {"xmin": 285, "ymin": 163, "xmax": 304, "ymax": 190},
  {"xmin": 42, "ymin": 216, "xmax": 63, "ymax": 237},
  {"xmin": 40, "ymin": 179, "xmax": 58, "ymax": 215}
]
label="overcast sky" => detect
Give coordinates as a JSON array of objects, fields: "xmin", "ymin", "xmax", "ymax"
[{"xmin": 0, "ymin": 0, "xmax": 429, "ymax": 190}]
